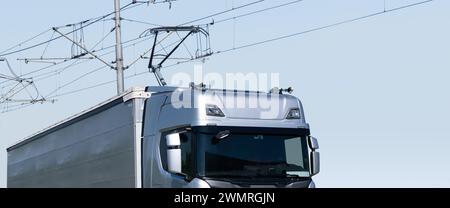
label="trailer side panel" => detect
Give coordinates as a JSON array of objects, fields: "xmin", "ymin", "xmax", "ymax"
[{"xmin": 7, "ymin": 100, "xmax": 136, "ymax": 188}]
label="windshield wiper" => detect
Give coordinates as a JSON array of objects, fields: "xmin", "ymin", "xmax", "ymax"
[
  {"xmin": 265, "ymin": 173, "xmax": 302, "ymax": 178},
  {"xmin": 204, "ymin": 174, "xmax": 255, "ymax": 178}
]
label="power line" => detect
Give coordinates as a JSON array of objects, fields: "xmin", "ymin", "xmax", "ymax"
[
  {"xmin": 45, "ymin": 0, "xmax": 436, "ymax": 100},
  {"xmin": 1, "ymin": 34, "xmax": 153, "ymax": 87},
  {"xmin": 215, "ymin": 0, "xmax": 304, "ymax": 24},
  {"xmin": 133, "ymin": 0, "xmax": 266, "ymax": 39},
  {"xmin": 4, "ymin": 29, "xmax": 155, "ymax": 85},
  {"xmin": 0, "ymin": 58, "xmax": 44, "ymax": 105},
  {"xmin": 1, "ymin": 0, "xmax": 263, "ymax": 85},
  {"xmin": 0, "ymin": 1, "xmax": 146, "ymax": 57},
  {"xmin": 1, "ymin": 0, "xmax": 282, "ymax": 104},
  {"xmin": 41, "ymin": 34, "xmax": 174, "ymax": 98},
  {"xmin": 0, "ymin": 27, "xmax": 117, "ymax": 87},
  {"xmin": 47, "ymin": 78, "xmax": 117, "ymax": 99},
  {"xmin": 216, "ymin": 0, "xmax": 434, "ymax": 53},
  {"xmin": 120, "ymin": 0, "xmax": 304, "ymax": 71},
  {"xmin": 0, "ymin": 29, "xmax": 52, "ymax": 55},
  {"xmin": 0, "ymin": 17, "xmax": 110, "ymax": 57},
  {"xmin": 1, "ymin": 103, "xmax": 33, "ymax": 114},
  {"xmin": 93, "ymin": 0, "xmax": 298, "ymax": 59},
  {"xmin": 0, "ymin": 0, "xmax": 162, "ymax": 112},
  {"xmin": 44, "ymin": 65, "xmax": 108, "ymax": 98},
  {"xmin": 29, "ymin": 34, "xmax": 155, "ymax": 83},
  {"xmin": 121, "ymin": 17, "xmax": 163, "ymax": 27},
  {"xmin": 44, "ymin": 57, "xmax": 184, "ymax": 100},
  {"xmin": 179, "ymin": 0, "xmax": 265, "ymax": 26},
  {"xmin": 0, "ymin": 0, "xmax": 434, "ymax": 113}
]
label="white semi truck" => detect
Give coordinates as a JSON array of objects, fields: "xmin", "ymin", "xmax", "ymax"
[{"xmin": 7, "ymin": 85, "xmax": 319, "ymax": 188}]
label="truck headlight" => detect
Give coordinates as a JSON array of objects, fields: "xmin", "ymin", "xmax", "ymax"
[
  {"xmin": 286, "ymin": 108, "xmax": 301, "ymax": 119},
  {"xmin": 206, "ymin": 104, "xmax": 225, "ymax": 117}
]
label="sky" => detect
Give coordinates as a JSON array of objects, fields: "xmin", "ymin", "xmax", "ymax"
[{"xmin": 0, "ymin": 0, "xmax": 449, "ymax": 188}]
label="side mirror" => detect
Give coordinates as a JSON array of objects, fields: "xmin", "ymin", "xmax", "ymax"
[
  {"xmin": 308, "ymin": 136, "xmax": 320, "ymax": 176},
  {"xmin": 166, "ymin": 133, "xmax": 182, "ymax": 174},
  {"xmin": 310, "ymin": 151, "xmax": 320, "ymax": 176},
  {"xmin": 308, "ymin": 136, "xmax": 319, "ymax": 150}
]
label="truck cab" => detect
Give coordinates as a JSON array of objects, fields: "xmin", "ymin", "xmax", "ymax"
[{"xmin": 142, "ymin": 85, "xmax": 320, "ymax": 188}]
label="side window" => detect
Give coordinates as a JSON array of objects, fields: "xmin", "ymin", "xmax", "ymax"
[
  {"xmin": 180, "ymin": 133, "xmax": 193, "ymax": 176},
  {"xmin": 284, "ymin": 136, "xmax": 309, "ymax": 173},
  {"xmin": 160, "ymin": 133, "xmax": 168, "ymax": 170},
  {"xmin": 160, "ymin": 131, "xmax": 194, "ymax": 176},
  {"xmin": 285, "ymin": 137, "xmax": 304, "ymax": 168}
]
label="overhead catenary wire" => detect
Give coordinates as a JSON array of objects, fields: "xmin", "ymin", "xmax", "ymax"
[
  {"xmin": 2, "ymin": 32, "xmax": 155, "ymax": 88},
  {"xmin": 121, "ymin": 17, "xmax": 163, "ymax": 27},
  {"xmin": 1, "ymin": 82, "xmax": 35, "ymax": 103},
  {"xmin": 0, "ymin": 17, "xmax": 109, "ymax": 57},
  {"xmin": 179, "ymin": 0, "xmax": 265, "ymax": 26},
  {"xmin": 0, "ymin": 1, "xmax": 147, "ymax": 57},
  {"xmin": 42, "ymin": 34, "xmax": 175, "ymax": 98},
  {"xmin": 215, "ymin": 0, "xmax": 305, "ymax": 24},
  {"xmin": 0, "ymin": 58, "xmax": 44, "ymax": 104},
  {"xmin": 10, "ymin": 34, "xmax": 155, "ymax": 86},
  {"xmin": 53, "ymin": 27, "xmax": 115, "ymax": 69},
  {"xmin": 40, "ymin": 30, "xmax": 56, "ymax": 58},
  {"xmin": 5, "ymin": 0, "xmax": 267, "ymax": 84},
  {"xmin": 134, "ymin": 0, "xmax": 266, "ymax": 39},
  {"xmin": 22, "ymin": 31, "xmax": 149, "ymax": 79},
  {"xmin": 44, "ymin": 65, "xmax": 109, "ymax": 98},
  {"xmin": 0, "ymin": 29, "xmax": 52, "ymax": 56},
  {"xmin": 0, "ymin": 1, "xmax": 164, "ymax": 112},
  {"xmin": 0, "ymin": 0, "xmax": 375, "ymax": 86},
  {"xmin": 216, "ymin": 0, "xmax": 434, "ymax": 53},
  {"xmin": 0, "ymin": 0, "xmax": 434, "ymax": 113},
  {"xmin": 95, "ymin": 0, "xmax": 300, "ymax": 54},
  {"xmin": 35, "ymin": 0, "xmax": 438, "ymax": 100},
  {"xmin": 1, "ymin": 102, "xmax": 33, "ymax": 113},
  {"xmin": 31, "ymin": 34, "xmax": 156, "ymax": 82},
  {"xmin": 0, "ymin": 27, "xmax": 118, "ymax": 87}
]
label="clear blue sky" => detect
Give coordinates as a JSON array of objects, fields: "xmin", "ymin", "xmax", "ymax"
[{"xmin": 1, "ymin": 0, "xmax": 449, "ymax": 187}]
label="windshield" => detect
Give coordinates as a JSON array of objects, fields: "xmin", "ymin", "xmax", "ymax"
[{"xmin": 195, "ymin": 128, "xmax": 310, "ymax": 178}]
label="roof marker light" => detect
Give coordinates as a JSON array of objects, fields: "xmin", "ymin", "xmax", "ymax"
[
  {"xmin": 206, "ymin": 104, "xmax": 225, "ymax": 117},
  {"xmin": 286, "ymin": 108, "xmax": 301, "ymax": 119}
]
